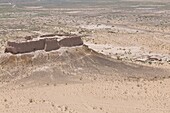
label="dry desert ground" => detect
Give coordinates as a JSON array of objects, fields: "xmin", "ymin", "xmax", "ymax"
[{"xmin": 0, "ymin": 0, "xmax": 170, "ymax": 113}]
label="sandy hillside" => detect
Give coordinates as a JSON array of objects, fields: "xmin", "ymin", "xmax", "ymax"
[{"xmin": 0, "ymin": 46, "xmax": 170, "ymax": 113}]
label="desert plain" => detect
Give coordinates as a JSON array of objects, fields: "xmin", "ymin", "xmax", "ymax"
[{"xmin": 0, "ymin": 0, "xmax": 170, "ymax": 113}]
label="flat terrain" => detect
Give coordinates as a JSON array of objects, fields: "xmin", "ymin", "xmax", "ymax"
[{"xmin": 0, "ymin": 0, "xmax": 170, "ymax": 113}]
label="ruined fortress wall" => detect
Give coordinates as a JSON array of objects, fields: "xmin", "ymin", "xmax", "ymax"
[
  {"xmin": 45, "ymin": 38, "xmax": 60, "ymax": 51},
  {"xmin": 30, "ymin": 39, "xmax": 45, "ymax": 51},
  {"xmin": 5, "ymin": 46, "xmax": 17, "ymax": 54},
  {"xmin": 5, "ymin": 36, "xmax": 83, "ymax": 54},
  {"xmin": 40, "ymin": 34, "xmax": 56, "ymax": 38},
  {"xmin": 59, "ymin": 36, "xmax": 83, "ymax": 47},
  {"xmin": 6, "ymin": 39, "xmax": 45, "ymax": 54}
]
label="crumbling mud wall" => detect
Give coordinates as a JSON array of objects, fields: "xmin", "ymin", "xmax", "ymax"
[
  {"xmin": 45, "ymin": 38, "xmax": 60, "ymax": 51},
  {"xmin": 59, "ymin": 36, "xmax": 83, "ymax": 47},
  {"xmin": 5, "ymin": 36, "xmax": 84, "ymax": 54},
  {"xmin": 40, "ymin": 34, "xmax": 56, "ymax": 38},
  {"xmin": 5, "ymin": 39, "xmax": 45, "ymax": 54}
]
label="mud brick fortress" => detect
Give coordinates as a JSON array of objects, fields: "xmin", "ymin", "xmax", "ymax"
[{"xmin": 5, "ymin": 34, "xmax": 83, "ymax": 54}]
